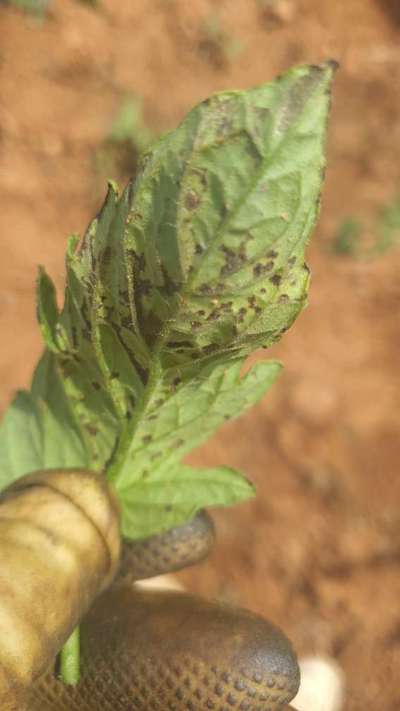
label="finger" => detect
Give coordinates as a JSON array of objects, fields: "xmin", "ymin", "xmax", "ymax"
[
  {"xmin": 118, "ymin": 510, "xmax": 215, "ymax": 582},
  {"xmin": 0, "ymin": 469, "xmax": 120, "ymax": 707},
  {"xmin": 30, "ymin": 585, "xmax": 300, "ymax": 711}
]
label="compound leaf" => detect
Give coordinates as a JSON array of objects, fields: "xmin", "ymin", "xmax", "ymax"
[{"xmin": 0, "ymin": 62, "xmax": 336, "ymax": 538}]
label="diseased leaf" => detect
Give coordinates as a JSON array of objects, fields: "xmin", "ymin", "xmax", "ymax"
[
  {"xmin": 113, "ymin": 359, "xmax": 281, "ymax": 493},
  {"xmin": 119, "ymin": 465, "xmax": 254, "ymax": 539},
  {"xmin": 0, "ymin": 62, "xmax": 336, "ymax": 538}
]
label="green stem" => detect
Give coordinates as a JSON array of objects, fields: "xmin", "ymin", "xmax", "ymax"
[
  {"xmin": 59, "ymin": 626, "xmax": 80, "ymax": 685},
  {"xmin": 107, "ymin": 358, "xmax": 163, "ymax": 482}
]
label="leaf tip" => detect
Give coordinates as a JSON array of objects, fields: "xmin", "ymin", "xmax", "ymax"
[
  {"xmin": 106, "ymin": 179, "xmax": 120, "ymax": 198},
  {"xmin": 324, "ymin": 58, "xmax": 340, "ymax": 74}
]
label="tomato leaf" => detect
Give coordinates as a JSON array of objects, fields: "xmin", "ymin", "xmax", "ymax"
[{"xmin": 0, "ymin": 62, "xmax": 336, "ymax": 537}]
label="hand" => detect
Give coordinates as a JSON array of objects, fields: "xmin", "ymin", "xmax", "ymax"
[{"xmin": 0, "ymin": 468, "xmax": 343, "ymax": 711}]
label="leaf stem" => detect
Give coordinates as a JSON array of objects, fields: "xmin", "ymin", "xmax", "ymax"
[
  {"xmin": 107, "ymin": 358, "xmax": 162, "ymax": 483},
  {"xmin": 59, "ymin": 625, "xmax": 80, "ymax": 685}
]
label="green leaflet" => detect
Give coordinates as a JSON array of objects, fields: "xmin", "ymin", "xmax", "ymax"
[
  {"xmin": 0, "ymin": 353, "xmax": 90, "ymax": 489},
  {"xmin": 120, "ymin": 466, "xmax": 255, "ymax": 540},
  {"xmin": 114, "ymin": 358, "xmax": 280, "ymax": 536},
  {"xmin": 115, "ymin": 359, "xmax": 281, "ymax": 491},
  {"xmin": 0, "ymin": 62, "xmax": 335, "ymax": 538}
]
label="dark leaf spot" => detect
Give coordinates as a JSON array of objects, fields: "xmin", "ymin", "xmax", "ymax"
[
  {"xmin": 173, "ymin": 438, "xmax": 184, "ymax": 448},
  {"xmin": 185, "ymin": 191, "xmax": 200, "ymax": 210},
  {"xmin": 206, "ymin": 310, "xmax": 220, "ymax": 322},
  {"xmin": 221, "ymin": 301, "xmax": 233, "ymax": 311},
  {"xmin": 202, "ymin": 344, "xmax": 218, "ymax": 355},
  {"xmin": 167, "ymin": 340, "xmax": 193, "ymax": 349},
  {"xmin": 269, "ymin": 274, "xmax": 282, "ymax": 286}
]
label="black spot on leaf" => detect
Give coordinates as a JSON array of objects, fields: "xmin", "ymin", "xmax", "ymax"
[
  {"xmin": 167, "ymin": 340, "xmax": 193, "ymax": 349},
  {"xmin": 269, "ymin": 274, "xmax": 282, "ymax": 286},
  {"xmin": 185, "ymin": 191, "xmax": 200, "ymax": 210}
]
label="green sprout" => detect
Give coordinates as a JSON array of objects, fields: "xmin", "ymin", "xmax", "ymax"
[
  {"xmin": 198, "ymin": 13, "xmax": 244, "ymax": 67},
  {"xmin": 331, "ymin": 195, "xmax": 400, "ymax": 258},
  {"xmin": 1, "ymin": 0, "xmax": 49, "ymax": 17}
]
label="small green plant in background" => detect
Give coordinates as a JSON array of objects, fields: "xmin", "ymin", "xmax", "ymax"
[
  {"xmin": 257, "ymin": 0, "xmax": 296, "ymax": 25},
  {"xmin": 96, "ymin": 96, "xmax": 157, "ymax": 183},
  {"xmin": 331, "ymin": 216, "xmax": 363, "ymax": 256},
  {"xmin": 75, "ymin": 0, "xmax": 100, "ymax": 7},
  {"xmin": 0, "ymin": 0, "xmax": 99, "ymax": 17},
  {"xmin": 0, "ymin": 0, "xmax": 49, "ymax": 17},
  {"xmin": 108, "ymin": 96, "xmax": 155, "ymax": 152},
  {"xmin": 331, "ymin": 195, "xmax": 400, "ymax": 257},
  {"xmin": 198, "ymin": 13, "xmax": 245, "ymax": 68},
  {"xmin": 0, "ymin": 62, "xmax": 336, "ymax": 683}
]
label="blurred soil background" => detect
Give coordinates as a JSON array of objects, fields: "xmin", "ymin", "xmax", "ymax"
[{"xmin": 1, "ymin": 0, "xmax": 400, "ymax": 708}]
